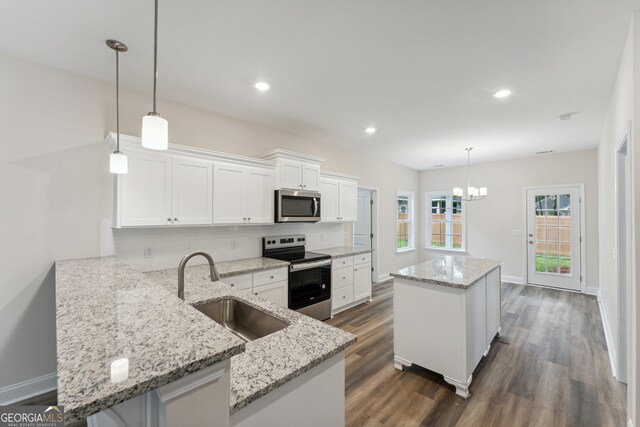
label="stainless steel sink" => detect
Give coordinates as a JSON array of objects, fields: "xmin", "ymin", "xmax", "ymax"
[{"xmin": 195, "ymin": 299, "xmax": 288, "ymax": 341}]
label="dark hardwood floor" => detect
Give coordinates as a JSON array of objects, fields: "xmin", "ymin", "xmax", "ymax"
[{"xmin": 327, "ymin": 281, "xmax": 627, "ymax": 427}]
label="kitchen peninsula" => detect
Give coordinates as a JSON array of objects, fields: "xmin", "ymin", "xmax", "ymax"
[{"xmin": 390, "ymin": 256, "xmax": 502, "ymax": 399}]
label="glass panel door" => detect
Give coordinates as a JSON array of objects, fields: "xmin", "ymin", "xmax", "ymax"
[{"xmin": 527, "ymin": 187, "xmax": 581, "ymax": 290}]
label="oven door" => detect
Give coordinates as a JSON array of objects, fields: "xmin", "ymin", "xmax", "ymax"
[
  {"xmin": 276, "ymin": 189, "xmax": 321, "ymax": 223},
  {"xmin": 288, "ymin": 260, "xmax": 331, "ymax": 310}
]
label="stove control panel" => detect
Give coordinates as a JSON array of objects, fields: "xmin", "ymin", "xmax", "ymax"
[{"xmin": 263, "ymin": 234, "xmax": 306, "ymax": 249}]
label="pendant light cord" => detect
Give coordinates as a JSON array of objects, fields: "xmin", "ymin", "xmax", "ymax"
[
  {"xmin": 116, "ymin": 50, "xmax": 120, "ymax": 152},
  {"xmin": 152, "ymin": 0, "xmax": 158, "ymax": 114}
]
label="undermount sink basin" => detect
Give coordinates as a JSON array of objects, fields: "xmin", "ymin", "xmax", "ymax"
[{"xmin": 195, "ymin": 299, "xmax": 288, "ymax": 342}]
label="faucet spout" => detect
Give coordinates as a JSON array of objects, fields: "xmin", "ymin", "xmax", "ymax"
[{"xmin": 177, "ymin": 251, "xmax": 220, "ymax": 300}]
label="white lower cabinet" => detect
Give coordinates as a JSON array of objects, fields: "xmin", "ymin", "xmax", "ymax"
[
  {"xmin": 223, "ymin": 268, "xmax": 288, "ymax": 307},
  {"xmin": 253, "ymin": 281, "xmax": 287, "ymax": 306},
  {"xmin": 331, "ymin": 253, "xmax": 372, "ymax": 314}
]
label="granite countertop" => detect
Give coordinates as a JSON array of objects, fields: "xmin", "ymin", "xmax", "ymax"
[
  {"xmin": 316, "ymin": 246, "xmax": 373, "ymax": 259},
  {"xmin": 145, "ymin": 268, "xmax": 357, "ymax": 413},
  {"xmin": 390, "ymin": 256, "xmax": 502, "ymax": 289},
  {"xmin": 55, "ymin": 257, "xmax": 245, "ymax": 424},
  {"xmin": 215, "ymin": 256, "xmax": 290, "ymax": 277}
]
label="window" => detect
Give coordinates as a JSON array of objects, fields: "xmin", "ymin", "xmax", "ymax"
[
  {"xmin": 397, "ymin": 191, "xmax": 415, "ymax": 251},
  {"xmin": 426, "ymin": 192, "xmax": 465, "ymax": 251}
]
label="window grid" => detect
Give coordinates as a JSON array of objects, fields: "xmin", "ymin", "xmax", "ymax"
[
  {"xmin": 426, "ymin": 193, "xmax": 464, "ymax": 251},
  {"xmin": 397, "ymin": 192, "xmax": 414, "ymax": 251}
]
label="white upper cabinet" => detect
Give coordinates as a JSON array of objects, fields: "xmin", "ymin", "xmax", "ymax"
[
  {"xmin": 319, "ymin": 178, "xmax": 339, "ymax": 222},
  {"xmin": 338, "ymin": 180, "xmax": 357, "ymax": 222},
  {"xmin": 213, "ymin": 163, "xmax": 247, "ymax": 224},
  {"xmin": 319, "ymin": 173, "xmax": 358, "ymax": 223},
  {"xmin": 213, "ymin": 163, "xmax": 275, "ymax": 225},
  {"xmin": 118, "ymin": 150, "xmax": 172, "ymax": 227},
  {"xmin": 172, "ymin": 157, "xmax": 213, "ymax": 225},
  {"xmin": 301, "ymin": 164, "xmax": 321, "ymax": 191},
  {"xmin": 245, "ymin": 167, "xmax": 275, "ymax": 224},
  {"xmin": 260, "ymin": 149, "xmax": 323, "ymax": 191}
]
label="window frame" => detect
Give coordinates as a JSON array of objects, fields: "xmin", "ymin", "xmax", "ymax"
[
  {"xmin": 396, "ymin": 189, "xmax": 415, "ymax": 253},
  {"xmin": 424, "ymin": 190, "xmax": 467, "ymax": 252}
]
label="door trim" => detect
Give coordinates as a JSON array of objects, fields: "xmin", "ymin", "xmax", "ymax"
[
  {"xmin": 355, "ymin": 185, "xmax": 379, "ymax": 283},
  {"xmin": 522, "ymin": 183, "xmax": 586, "ymax": 294}
]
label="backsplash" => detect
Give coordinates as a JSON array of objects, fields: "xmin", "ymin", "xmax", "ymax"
[{"xmin": 103, "ymin": 222, "xmax": 351, "ymax": 272}]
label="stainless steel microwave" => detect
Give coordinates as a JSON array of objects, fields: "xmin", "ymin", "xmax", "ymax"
[{"xmin": 275, "ymin": 189, "xmax": 321, "ymax": 223}]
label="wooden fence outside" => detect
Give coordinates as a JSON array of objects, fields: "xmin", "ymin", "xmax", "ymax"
[{"xmin": 535, "ymin": 215, "xmax": 572, "ymax": 257}]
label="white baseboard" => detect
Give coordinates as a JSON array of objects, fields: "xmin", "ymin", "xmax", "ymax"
[
  {"xmin": 585, "ymin": 286, "xmax": 599, "ymax": 296},
  {"xmin": 628, "ymin": 418, "xmax": 633, "ymax": 427},
  {"xmin": 597, "ymin": 289, "xmax": 618, "ymax": 379},
  {"xmin": 0, "ymin": 372, "xmax": 57, "ymax": 405},
  {"xmin": 375, "ymin": 273, "xmax": 392, "ymax": 283},
  {"xmin": 501, "ymin": 275, "xmax": 523, "ymax": 284}
]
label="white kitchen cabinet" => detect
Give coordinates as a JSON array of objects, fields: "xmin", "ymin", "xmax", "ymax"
[
  {"xmin": 353, "ymin": 262, "xmax": 372, "ymax": 301},
  {"xmin": 253, "ymin": 281, "xmax": 287, "ymax": 307},
  {"xmin": 245, "ymin": 168, "xmax": 275, "ymax": 224},
  {"xmin": 213, "ymin": 163, "xmax": 246, "ymax": 224},
  {"xmin": 260, "ymin": 149, "xmax": 324, "ymax": 192},
  {"xmin": 213, "ymin": 163, "xmax": 274, "ymax": 225},
  {"xmin": 171, "ymin": 157, "xmax": 213, "ymax": 225},
  {"xmin": 116, "ymin": 151, "xmax": 211, "ymax": 228},
  {"xmin": 319, "ymin": 179, "xmax": 339, "ymax": 222},
  {"xmin": 338, "ymin": 180, "xmax": 357, "ymax": 222},
  {"xmin": 319, "ymin": 176, "xmax": 358, "ymax": 223},
  {"xmin": 330, "ymin": 253, "xmax": 372, "ymax": 314}
]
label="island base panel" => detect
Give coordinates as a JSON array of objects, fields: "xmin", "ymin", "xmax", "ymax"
[{"xmin": 443, "ymin": 375, "xmax": 472, "ymax": 399}]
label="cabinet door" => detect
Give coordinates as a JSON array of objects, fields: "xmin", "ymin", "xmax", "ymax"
[
  {"xmin": 245, "ymin": 167, "xmax": 274, "ymax": 224},
  {"xmin": 302, "ymin": 164, "xmax": 321, "ymax": 191},
  {"xmin": 213, "ymin": 163, "xmax": 246, "ymax": 224},
  {"xmin": 172, "ymin": 157, "xmax": 213, "ymax": 225},
  {"xmin": 253, "ymin": 281, "xmax": 287, "ymax": 306},
  {"xmin": 119, "ymin": 151, "xmax": 172, "ymax": 226},
  {"xmin": 353, "ymin": 263, "xmax": 371, "ymax": 301},
  {"xmin": 278, "ymin": 160, "xmax": 303, "ymax": 190},
  {"xmin": 319, "ymin": 178, "xmax": 339, "ymax": 222},
  {"xmin": 338, "ymin": 181, "xmax": 358, "ymax": 221}
]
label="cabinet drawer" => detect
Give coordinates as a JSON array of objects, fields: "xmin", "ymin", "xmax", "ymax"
[
  {"xmin": 332, "ymin": 266, "xmax": 353, "ymax": 289},
  {"xmin": 354, "ymin": 252, "xmax": 371, "ymax": 266},
  {"xmin": 223, "ymin": 273, "xmax": 253, "ymax": 290},
  {"xmin": 332, "ymin": 285, "xmax": 354, "ymax": 310},
  {"xmin": 332, "ymin": 256, "xmax": 354, "ymax": 269},
  {"xmin": 253, "ymin": 268, "xmax": 288, "ymax": 287}
]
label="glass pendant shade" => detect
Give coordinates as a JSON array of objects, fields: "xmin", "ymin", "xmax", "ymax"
[
  {"xmin": 141, "ymin": 114, "xmax": 168, "ymax": 150},
  {"xmin": 110, "ymin": 152, "xmax": 128, "ymax": 174},
  {"xmin": 479, "ymin": 187, "xmax": 488, "ymax": 197},
  {"xmin": 453, "ymin": 187, "xmax": 463, "ymax": 197}
]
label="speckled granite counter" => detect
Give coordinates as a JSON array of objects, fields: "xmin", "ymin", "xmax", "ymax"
[
  {"xmin": 317, "ymin": 246, "xmax": 373, "ymax": 259},
  {"xmin": 145, "ymin": 268, "xmax": 357, "ymax": 413},
  {"xmin": 55, "ymin": 257, "xmax": 245, "ymax": 424},
  {"xmin": 216, "ymin": 256, "xmax": 290, "ymax": 277},
  {"xmin": 390, "ymin": 256, "xmax": 502, "ymax": 288}
]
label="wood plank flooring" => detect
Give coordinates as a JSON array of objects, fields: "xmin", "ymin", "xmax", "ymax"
[{"xmin": 327, "ymin": 281, "xmax": 627, "ymax": 427}]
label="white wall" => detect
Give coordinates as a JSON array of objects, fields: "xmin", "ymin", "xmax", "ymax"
[
  {"xmin": 0, "ymin": 52, "xmax": 420, "ymax": 395},
  {"xmin": 419, "ymin": 150, "xmax": 599, "ymax": 288}
]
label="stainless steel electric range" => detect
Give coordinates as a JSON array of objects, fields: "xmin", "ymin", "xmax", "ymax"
[{"xmin": 262, "ymin": 235, "xmax": 331, "ymax": 321}]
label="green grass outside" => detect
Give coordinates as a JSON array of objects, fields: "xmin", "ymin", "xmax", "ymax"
[
  {"xmin": 397, "ymin": 239, "xmax": 409, "ymax": 249},
  {"xmin": 536, "ymin": 253, "xmax": 571, "ymax": 272}
]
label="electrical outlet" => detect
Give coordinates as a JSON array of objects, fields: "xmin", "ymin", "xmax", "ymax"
[
  {"xmin": 230, "ymin": 240, "xmax": 237, "ymax": 251},
  {"xmin": 144, "ymin": 246, "xmax": 153, "ymax": 258}
]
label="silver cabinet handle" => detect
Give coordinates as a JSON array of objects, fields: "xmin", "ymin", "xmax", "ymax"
[
  {"xmin": 167, "ymin": 217, "xmax": 172, "ymax": 222},
  {"xmin": 342, "ymin": 295, "xmax": 346, "ymax": 299},
  {"xmin": 342, "ymin": 276, "xmax": 346, "ymax": 280},
  {"xmin": 243, "ymin": 217, "xmax": 247, "ymax": 221},
  {"xmin": 270, "ymin": 276, "xmax": 274, "ymax": 279},
  {"xmin": 174, "ymin": 218, "xmax": 178, "ymax": 222},
  {"xmin": 248, "ymin": 217, "xmax": 251, "ymax": 221}
]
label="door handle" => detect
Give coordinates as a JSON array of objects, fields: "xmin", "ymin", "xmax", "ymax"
[{"xmin": 528, "ymin": 241, "xmax": 534, "ymax": 244}]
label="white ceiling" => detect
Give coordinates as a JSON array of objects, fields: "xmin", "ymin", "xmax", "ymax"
[{"xmin": 1, "ymin": 0, "xmax": 638, "ymax": 170}]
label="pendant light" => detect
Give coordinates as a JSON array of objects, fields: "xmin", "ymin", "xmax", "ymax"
[
  {"xmin": 107, "ymin": 39, "xmax": 129, "ymax": 174},
  {"xmin": 453, "ymin": 148, "xmax": 487, "ymax": 201},
  {"xmin": 141, "ymin": 0, "xmax": 168, "ymax": 150}
]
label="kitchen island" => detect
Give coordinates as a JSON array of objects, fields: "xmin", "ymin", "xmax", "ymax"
[{"xmin": 390, "ymin": 256, "xmax": 502, "ymax": 399}]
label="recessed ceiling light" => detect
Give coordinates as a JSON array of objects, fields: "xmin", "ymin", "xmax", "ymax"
[
  {"xmin": 365, "ymin": 127, "xmax": 377, "ymax": 134},
  {"xmin": 255, "ymin": 81, "xmax": 270, "ymax": 91},
  {"xmin": 493, "ymin": 89, "xmax": 512, "ymax": 98},
  {"xmin": 558, "ymin": 111, "xmax": 578, "ymax": 121}
]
